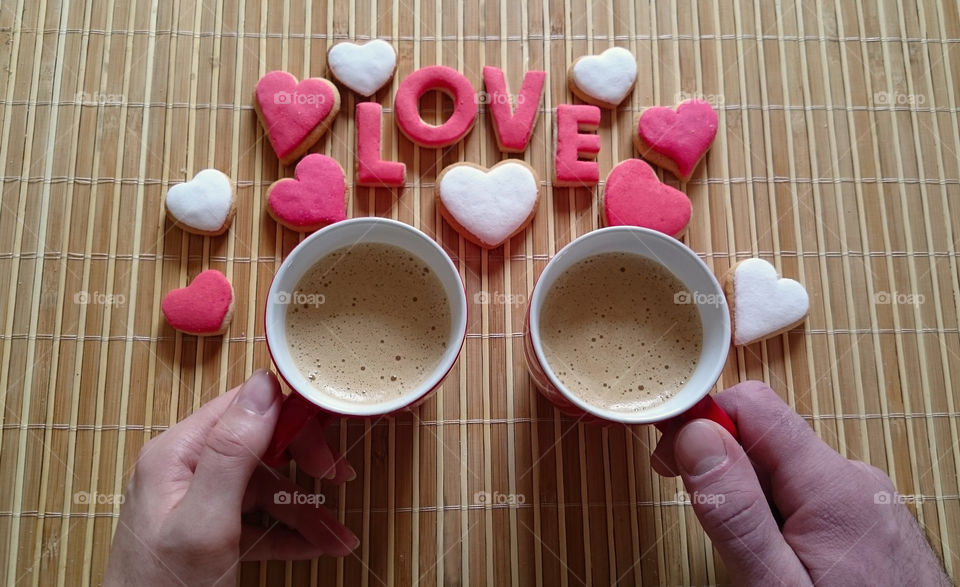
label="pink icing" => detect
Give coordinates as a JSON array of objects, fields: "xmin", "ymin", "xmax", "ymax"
[
  {"xmin": 637, "ymin": 99, "xmax": 718, "ymax": 179},
  {"xmin": 554, "ymin": 104, "xmax": 601, "ymax": 185},
  {"xmin": 603, "ymin": 158, "xmax": 692, "ymax": 237},
  {"xmin": 161, "ymin": 269, "xmax": 233, "ymax": 334},
  {"xmin": 394, "ymin": 65, "xmax": 478, "ymax": 147},
  {"xmin": 481, "ymin": 66, "xmax": 546, "ymax": 152},
  {"xmin": 255, "ymin": 71, "xmax": 338, "ymax": 163},
  {"xmin": 356, "ymin": 102, "xmax": 406, "ymax": 187},
  {"xmin": 268, "ymin": 154, "xmax": 347, "ymax": 231}
]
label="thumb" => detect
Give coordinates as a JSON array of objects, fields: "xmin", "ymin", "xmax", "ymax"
[
  {"xmin": 181, "ymin": 370, "xmax": 282, "ymax": 516},
  {"xmin": 675, "ymin": 420, "xmax": 810, "ymax": 586}
]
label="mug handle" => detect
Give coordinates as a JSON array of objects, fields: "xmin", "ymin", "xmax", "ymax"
[
  {"xmin": 263, "ymin": 391, "xmax": 323, "ymax": 467},
  {"xmin": 655, "ymin": 394, "xmax": 739, "ymax": 441}
]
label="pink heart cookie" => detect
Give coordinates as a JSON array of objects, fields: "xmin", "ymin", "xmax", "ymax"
[
  {"xmin": 602, "ymin": 158, "xmax": 692, "ymax": 237},
  {"xmin": 161, "ymin": 270, "xmax": 234, "ymax": 336},
  {"xmin": 266, "ymin": 154, "xmax": 348, "ymax": 233},
  {"xmin": 254, "ymin": 71, "xmax": 341, "ymax": 166},
  {"xmin": 634, "ymin": 99, "xmax": 718, "ymax": 181}
]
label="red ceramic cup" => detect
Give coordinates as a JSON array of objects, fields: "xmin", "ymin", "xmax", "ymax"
[
  {"xmin": 263, "ymin": 218, "xmax": 468, "ymax": 466},
  {"xmin": 523, "ymin": 226, "xmax": 737, "ymax": 438}
]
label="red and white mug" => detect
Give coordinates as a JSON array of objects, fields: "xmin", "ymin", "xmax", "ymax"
[
  {"xmin": 263, "ymin": 217, "xmax": 468, "ymax": 466},
  {"xmin": 523, "ymin": 226, "xmax": 738, "ymax": 438}
]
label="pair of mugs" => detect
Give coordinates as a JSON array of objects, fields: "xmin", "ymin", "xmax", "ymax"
[{"xmin": 264, "ymin": 218, "xmax": 735, "ymax": 465}]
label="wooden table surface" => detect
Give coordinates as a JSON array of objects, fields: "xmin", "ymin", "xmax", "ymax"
[{"xmin": 1, "ymin": 0, "xmax": 959, "ymax": 584}]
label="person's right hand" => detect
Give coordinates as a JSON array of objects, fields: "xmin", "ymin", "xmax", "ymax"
[{"xmin": 651, "ymin": 380, "xmax": 951, "ymax": 586}]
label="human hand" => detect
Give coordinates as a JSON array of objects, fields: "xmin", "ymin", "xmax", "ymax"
[
  {"xmin": 104, "ymin": 370, "xmax": 359, "ymax": 586},
  {"xmin": 651, "ymin": 380, "xmax": 950, "ymax": 586}
]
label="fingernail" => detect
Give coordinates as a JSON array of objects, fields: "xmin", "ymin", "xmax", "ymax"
[
  {"xmin": 236, "ymin": 369, "xmax": 280, "ymax": 415},
  {"xmin": 676, "ymin": 420, "xmax": 727, "ymax": 476},
  {"xmin": 344, "ymin": 462, "xmax": 357, "ymax": 482},
  {"xmin": 346, "ymin": 530, "xmax": 360, "ymax": 551}
]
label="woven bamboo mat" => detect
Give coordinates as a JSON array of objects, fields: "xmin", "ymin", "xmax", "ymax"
[{"xmin": 2, "ymin": 0, "xmax": 960, "ymax": 584}]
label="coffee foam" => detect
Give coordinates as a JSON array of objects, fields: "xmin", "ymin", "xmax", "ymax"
[
  {"xmin": 286, "ymin": 242, "xmax": 452, "ymax": 404},
  {"xmin": 540, "ymin": 252, "xmax": 702, "ymax": 413}
]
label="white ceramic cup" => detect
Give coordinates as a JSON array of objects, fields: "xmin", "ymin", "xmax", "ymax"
[
  {"xmin": 524, "ymin": 226, "xmax": 737, "ymax": 435},
  {"xmin": 263, "ymin": 217, "xmax": 468, "ymax": 464}
]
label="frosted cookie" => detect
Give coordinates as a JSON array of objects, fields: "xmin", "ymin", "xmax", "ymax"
[
  {"xmin": 635, "ymin": 98, "xmax": 718, "ymax": 181},
  {"xmin": 355, "ymin": 102, "xmax": 406, "ymax": 187},
  {"xmin": 723, "ymin": 258, "xmax": 810, "ymax": 346},
  {"xmin": 602, "ymin": 158, "xmax": 691, "ymax": 237},
  {"xmin": 162, "ymin": 269, "xmax": 234, "ymax": 336},
  {"xmin": 165, "ymin": 169, "xmax": 235, "ymax": 236},
  {"xmin": 254, "ymin": 71, "xmax": 341, "ymax": 166},
  {"xmin": 267, "ymin": 154, "xmax": 348, "ymax": 233},
  {"xmin": 567, "ymin": 47, "xmax": 637, "ymax": 109},
  {"xmin": 554, "ymin": 104, "xmax": 601, "ymax": 187},
  {"xmin": 395, "ymin": 65, "xmax": 478, "ymax": 148},
  {"xmin": 327, "ymin": 39, "xmax": 397, "ymax": 96},
  {"xmin": 436, "ymin": 160, "xmax": 539, "ymax": 248},
  {"xmin": 481, "ymin": 66, "xmax": 546, "ymax": 152}
]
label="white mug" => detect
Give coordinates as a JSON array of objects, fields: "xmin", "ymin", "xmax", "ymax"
[
  {"xmin": 263, "ymin": 217, "xmax": 468, "ymax": 465},
  {"xmin": 523, "ymin": 226, "xmax": 737, "ymax": 436}
]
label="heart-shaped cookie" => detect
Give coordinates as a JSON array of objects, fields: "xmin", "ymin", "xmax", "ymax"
[
  {"xmin": 723, "ymin": 258, "xmax": 809, "ymax": 345},
  {"xmin": 161, "ymin": 270, "xmax": 234, "ymax": 336},
  {"xmin": 568, "ymin": 47, "xmax": 637, "ymax": 109},
  {"xmin": 254, "ymin": 71, "xmax": 341, "ymax": 165},
  {"xmin": 267, "ymin": 154, "xmax": 348, "ymax": 233},
  {"xmin": 327, "ymin": 39, "xmax": 397, "ymax": 96},
  {"xmin": 164, "ymin": 169, "xmax": 235, "ymax": 236},
  {"xmin": 436, "ymin": 160, "xmax": 539, "ymax": 248},
  {"xmin": 602, "ymin": 158, "xmax": 692, "ymax": 237},
  {"xmin": 635, "ymin": 99, "xmax": 718, "ymax": 181}
]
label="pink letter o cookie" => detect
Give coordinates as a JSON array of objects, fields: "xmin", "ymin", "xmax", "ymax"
[{"xmin": 395, "ymin": 65, "xmax": 478, "ymax": 148}]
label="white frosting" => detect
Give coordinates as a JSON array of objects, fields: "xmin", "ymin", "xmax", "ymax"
[
  {"xmin": 733, "ymin": 258, "xmax": 810, "ymax": 345},
  {"xmin": 571, "ymin": 47, "xmax": 637, "ymax": 107},
  {"xmin": 165, "ymin": 169, "xmax": 233, "ymax": 232},
  {"xmin": 439, "ymin": 163, "xmax": 538, "ymax": 247},
  {"xmin": 327, "ymin": 39, "xmax": 397, "ymax": 96}
]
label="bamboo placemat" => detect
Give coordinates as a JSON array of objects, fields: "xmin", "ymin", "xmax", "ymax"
[{"xmin": 2, "ymin": 0, "xmax": 960, "ymax": 585}]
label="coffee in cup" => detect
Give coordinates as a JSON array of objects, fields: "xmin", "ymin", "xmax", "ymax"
[
  {"xmin": 285, "ymin": 242, "xmax": 452, "ymax": 405},
  {"xmin": 539, "ymin": 251, "xmax": 702, "ymax": 413}
]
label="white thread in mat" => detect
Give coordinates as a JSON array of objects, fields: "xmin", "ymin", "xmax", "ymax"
[
  {"xmin": 1, "ymin": 326, "xmax": 959, "ymax": 344},
  {"xmin": 11, "ymin": 28, "xmax": 960, "ymax": 44},
  {"xmin": 4, "ymin": 175, "xmax": 959, "ymax": 188},
  {"xmin": 4, "ymin": 410, "xmax": 960, "ymax": 433},
  {"xmin": 3, "ymin": 493, "xmax": 960, "ymax": 518},
  {"xmin": 3, "ymin": 99, "xmax": 959, "ymax": 116},
  {"xmin": 3, "ymin": 250, "xmax": 960, "ymax": 263}
]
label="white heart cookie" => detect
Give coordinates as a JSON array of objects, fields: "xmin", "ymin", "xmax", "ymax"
[
  {"xmin": 165, "ymin": 169, "xmax": 235, "ymax": 235},
  {"xmin": 327, "ymin": 39, "xmax": 397, "ymax": 96},
  {"xmin": 569, "ymin": 47, "xmax": 637, "ymax": 108},
  {"xmin": 725, "ymin": 258, "xmax": 810, "ymax": 345},
  {"xmin": 437, "ymin": 161, "xmax": 539, "ymax": 248}
]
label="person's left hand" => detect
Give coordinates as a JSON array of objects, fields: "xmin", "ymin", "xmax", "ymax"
[{"xmin": 104, "ymin": 370, "xmax": 358, "ymax": 586}]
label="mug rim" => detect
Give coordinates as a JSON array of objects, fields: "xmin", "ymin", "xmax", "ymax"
[
  {"xmin": 528, "ymin": 226, "xmax": 730, "ymax": 424},
  {"xmin": 264, "ymin": 217, "xmax": 468, "ymax": 416}
]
